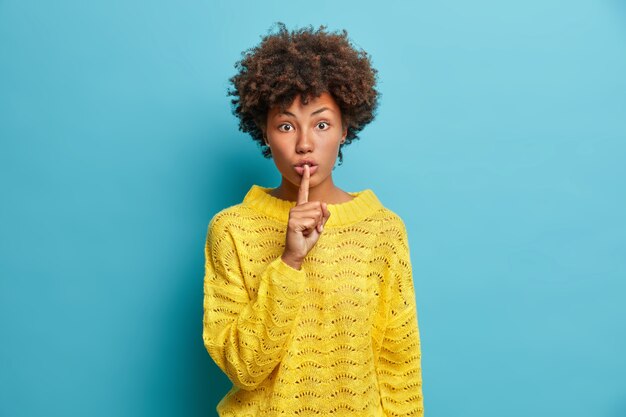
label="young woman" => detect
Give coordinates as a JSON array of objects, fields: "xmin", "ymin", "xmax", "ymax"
[{"xmin": 203, "ymin": 23, "xmax": 424, "ymax": 416}]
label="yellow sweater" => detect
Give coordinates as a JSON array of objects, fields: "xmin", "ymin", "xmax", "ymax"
[{"xmin": 203, "ymin": 184, "xmax": 424, "ymax": 416}]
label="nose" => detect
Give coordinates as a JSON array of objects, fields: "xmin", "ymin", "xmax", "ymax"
[{"xmin": 295, "ymin": 127, "xmax": 313, "ymax": 154}]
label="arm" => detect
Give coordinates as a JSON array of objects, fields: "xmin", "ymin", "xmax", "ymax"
[
  {"xmin": 378, "ymin": 219, "xmax": 425, "ymax": 416},
  {"xmin": 202, "ymin": 214, "xmax": 307, "ymax": 390}
]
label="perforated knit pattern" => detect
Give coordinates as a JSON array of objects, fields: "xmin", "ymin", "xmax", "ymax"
[{"xmin": 203, "ymin": 185, "xmax": 424, "ymax": 416}]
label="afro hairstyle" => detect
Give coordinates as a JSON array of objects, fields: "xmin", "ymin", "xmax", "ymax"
[{"xmin": 227, "ymin": 22, "xmax": 381, "ymax": 166}]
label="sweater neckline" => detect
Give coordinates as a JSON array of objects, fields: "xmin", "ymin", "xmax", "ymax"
[{"xmin": 242, "ymin": 184, "xmax": 384, "ymax": 228}]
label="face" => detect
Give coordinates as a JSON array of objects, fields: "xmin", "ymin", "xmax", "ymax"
[{"xmin": 263, "ymin": 91, "xmax": 348, "ymax": 190}]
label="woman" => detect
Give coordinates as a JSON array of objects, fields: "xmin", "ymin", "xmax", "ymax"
[{"xmin": 203, "ymin": 22, "xmax": 424, "ymax": 416}]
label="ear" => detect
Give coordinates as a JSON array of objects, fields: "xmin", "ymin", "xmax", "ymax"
[{"xmin": 340, "ymin": 123, "xmax": 348, "ymax": 144}]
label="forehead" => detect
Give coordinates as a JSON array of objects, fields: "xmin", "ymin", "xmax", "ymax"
[{"xmin": 270, "ymin": 92, "xmax": 340, "ymax": 115}]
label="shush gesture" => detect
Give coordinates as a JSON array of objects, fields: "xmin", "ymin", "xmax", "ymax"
[{"xmin": 281, "ymin": 164, "xmax": 331, "ymax": 270}]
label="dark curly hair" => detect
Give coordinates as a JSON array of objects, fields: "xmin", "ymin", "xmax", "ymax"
[{"xmin": 227, "ymin": 22, "xmax": 380, "ymax": 166}]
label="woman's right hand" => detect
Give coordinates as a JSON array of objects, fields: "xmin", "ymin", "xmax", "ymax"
[{"xmin": 281, "ymin": 164, "xmax": 331, "ymax": 270}]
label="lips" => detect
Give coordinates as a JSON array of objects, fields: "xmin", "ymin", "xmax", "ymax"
[
  {"xmin": 293, "ymin": 163, "xmax": 318, "ymax": 176},
  {"xmin": 295, "ymin": 159, "xmax": 317, "ymax": 167}
]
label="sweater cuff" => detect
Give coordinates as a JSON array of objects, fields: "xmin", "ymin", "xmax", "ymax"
[{"xmin": 268, "ymin": 255, "xmax": 307, "ymax": 291}]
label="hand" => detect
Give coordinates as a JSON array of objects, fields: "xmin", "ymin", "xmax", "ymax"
[{"xmin": 281, "ymin": 164, "xmax": 331, "ymax": 270}]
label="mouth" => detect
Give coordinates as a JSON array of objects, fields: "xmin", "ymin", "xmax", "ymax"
[
  {"xmin": 293, "ymin": 162, "xmax": 319, "ymax": 176},
  {"xmin": 294, "ymin": 159, "xmax": 318, "ymax": 168}
]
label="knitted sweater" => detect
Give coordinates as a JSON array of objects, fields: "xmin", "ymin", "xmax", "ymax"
[{"xmin": 203, "ymin": 184, "xmax": 424, "ymax": 416}]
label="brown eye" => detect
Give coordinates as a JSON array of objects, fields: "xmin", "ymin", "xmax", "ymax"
[
  {"xmin": 317, "ymin": 122, "xmax": 329, "ymax": 130},
  {"xmin": 278, "ymin": 124, "xmax": 293, "ymax": 132}
]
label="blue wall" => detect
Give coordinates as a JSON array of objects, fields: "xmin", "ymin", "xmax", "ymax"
[{"xmin": 1, "ymin": 1, "xmax": 625, "ymax": 416}]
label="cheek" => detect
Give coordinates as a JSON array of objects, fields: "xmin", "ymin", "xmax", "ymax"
[
  {"xmin": 272, "ymin": 147, "xmax": 290, "ymax": 163},
  {"xmin": 270, "ymin": 147, "xmax": 293, "ymax": 172},
  {"xmin": 322, "ymin": 139, "xmax": 342, "ymax": 155}
]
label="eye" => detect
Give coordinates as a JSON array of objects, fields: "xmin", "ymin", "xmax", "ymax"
[
  {"xmin": 317, "ymin": 121, "xmax": 330, "ymax": 130},
  {"xmin": 278, "ymin": 123, "xmax": 293, "ymax": 132}
]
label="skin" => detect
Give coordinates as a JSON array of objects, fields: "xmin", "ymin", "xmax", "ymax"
[{"xmin": 262, "ymin": 92, "xmax": 353, "ymax": 270}]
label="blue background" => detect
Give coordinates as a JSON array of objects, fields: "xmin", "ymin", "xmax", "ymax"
[{"xmin": 1, "ymin": 0, "xmax": 625, "ymax": 416}]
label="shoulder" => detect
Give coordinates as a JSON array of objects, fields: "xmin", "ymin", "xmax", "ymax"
[
  {"xmin": 361, "ymin": 188, "xmax": 408, "ymax": 230},
  {"xmin": 209, "ymin": 203, "xmax": 245, "ymax": 224},
  {"xmin": 379, "ymin": 207, "xmax": 407, "ymax": 228},
  {"xmin": 206, "ymin": 201, "xmax": 276, "ymax": 242},
  {"xmin": 206, "ymin": 203, "xmax": 248, "ymax": 239},
  {"xmin": 374, "ymin": 204, "xmax": 409, "ymax": 236},
  {"xmin": 369, "ymin": 205, "xmax": 411, "ymax": 259}
]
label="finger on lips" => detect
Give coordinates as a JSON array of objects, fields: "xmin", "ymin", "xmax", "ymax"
[
  {"xmin": 297, "ymin": 164, "xmax": 310, "ymax": 205},
  {"xmin": 295, "ymin": 164, "xmax": 331, "ymax": 233}
]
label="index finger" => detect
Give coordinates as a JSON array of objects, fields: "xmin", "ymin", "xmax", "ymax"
[{"xmin": 297, "ymin": 164, "xmax": 310, "ymax": 205}]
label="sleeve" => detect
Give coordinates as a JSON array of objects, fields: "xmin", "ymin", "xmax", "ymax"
[
  {"xmin": 202, "ymin": 214, "xmax": 307, "ymax": 390},
  {"xmin": 377, "ymin": 218, "xmax": 425, "ymax": 416}
]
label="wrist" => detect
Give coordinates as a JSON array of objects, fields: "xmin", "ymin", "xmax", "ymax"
[{"xmin": 281, "ymin": 253, "xmax": 303, "ymax": 270}]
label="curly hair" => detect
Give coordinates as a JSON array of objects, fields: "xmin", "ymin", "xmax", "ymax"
[{"xmin": 227, "ymin": 22, "xmax": 381, "ymax": 166}]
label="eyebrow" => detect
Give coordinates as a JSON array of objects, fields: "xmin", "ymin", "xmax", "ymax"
[{"xmin": 277, "ymin": 107, "xmax": 333, "ymax": 118}]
